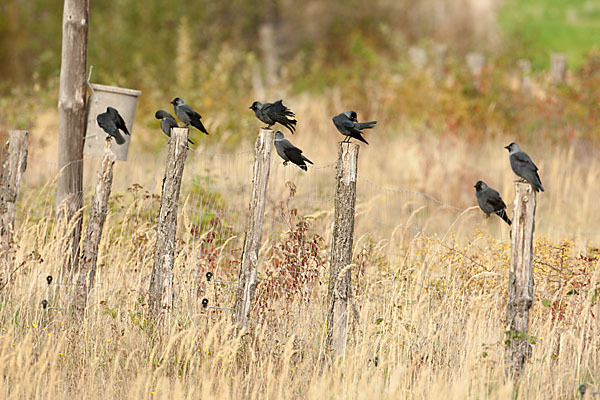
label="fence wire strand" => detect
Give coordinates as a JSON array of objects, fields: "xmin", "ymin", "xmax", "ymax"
[{"xmin": 14, "ymin": 146, "xmax": 600, "ymax": 314}]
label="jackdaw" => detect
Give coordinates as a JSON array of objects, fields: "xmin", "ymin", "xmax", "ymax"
[
  {"xmin": 96, "ymin": 106, "xmax": 129, "ymax": 145},
  {"xmin": 332, "ymin": 110, "xmax": 376, "ymax": 144},
  {"xmin": 474, "ymin": 181, "xmax": 511, "ymax": 226},
  {"xmin": 249, "ymin": 100, "xmax": 297, "ymax": 134},
  {"xmin": 155, "ymin": 109, "xmax": 194, "ymax": 144},
  {"xmin": 504, "ymin": 142, "xmax": 544, "ymax": 192},
  {"xmin": 274, "ymin": 131, "xmax": 313, "ymax": 171},
  {"xmin": 171, "ymin": 97, "xmax": 209, "ymax": 135}
]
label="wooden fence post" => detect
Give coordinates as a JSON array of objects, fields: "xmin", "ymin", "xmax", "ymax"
[
  {"xmin": 234, "ymin": 128, "xmax": 274, "ymax": 329},
  {"xmin": 505, "ymin": 182, "xmax": 536, "ymax": 379},
  {"xmin": 466, "ymin": 52, "xmax": 486, "ymax": 91},
  {"xmin": 0, "ymin": 130, "xmax": 28, "ymax": 285},
  {"xmin": 517, "ymin": 59, "xmax": 532, "ymax": 97},
  {"xmin": 408, "ymin": 47, "xmax": 428, "ymax": 71},
  {"xmin": 550, "ymin": 53, "xmax": 567, "ymax": 84},
  {"xmin": 433, "ymin": 43, "xmax": 448, "ymax": 82},
  {"xmin": 74, "ymin": 139, "xmax": 115, "ymax": 317},
  {"xmin": 326, "ymin": 142, "xmax": 359, "ymax": 357},
  {"xmin": 148, "ymin": 127, "xmax": 189, "ymax": 318},
  {"xmin": 56, "ymin": 0, "xmax": 89, "ymax": 276}
]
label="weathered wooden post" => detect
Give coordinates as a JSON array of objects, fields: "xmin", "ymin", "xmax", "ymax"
[
  {"xmin": 433, "ymin": 43, "xmax": 448, "ymax": 82},
  {"xmin": 74, "ymin": 139, "xmax": 115, "ymax": 317},
  {"xmin": 234, "ymin": 128, "xmax": 274, "ymax": 329},
  {"xmin": 0, "ymin": 130, "xmax": 28, "ymax": 283},
  {"xmin": 466, "ymin": 52, "xmax": 486, "ymax": 91},
  {"xmin": 505, "ymin": 182, "xmax": 536, "ymax": 379},
  {"xmin": 517, "ymin": 59, "xmax": 532, "ymax": 97},
  {"xmin": 550, "ymin": 53, "xmax": 567, "ymax": 84},
  {"xmin": 326, "ymin": 142, "xmax": 359, "ymax": 357},
  {"xmin": 148, "ymin": 128, "xmax": 189, "ymax": 318},
  {"xmin": 408, "ymin": 47, "xmax": 428, "ymax": 71},
  {"xmin": 57, "ymin": 0, "xmax": 89, "ymax": 275}
]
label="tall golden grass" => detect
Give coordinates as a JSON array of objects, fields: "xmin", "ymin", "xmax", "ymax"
[{"xmin": 1, "ymin": 76, "xmax": 600, "ymax": 399}]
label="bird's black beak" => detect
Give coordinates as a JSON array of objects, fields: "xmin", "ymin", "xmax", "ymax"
[
  {"xmin": 473, "ymin": 184, "xmax": 477, "ymax": 188},
  {"xmin": 504, "ymin": 144, "xmax": 510, "ymax": 149},
  {"xmin": 170, "ymin": 100, "xmax": 176, "ymax": 105},
  {"xmin": 248, "ymin": 106, "xmax": 253, "ymax": 109}
]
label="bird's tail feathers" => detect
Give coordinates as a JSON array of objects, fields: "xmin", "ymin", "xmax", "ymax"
[
  {"xmin": 355, "ymin": 134, "xmax": 369, "ymax": 145},
  {"xmin": 302, "ymin": 156, "xmax": 313, "ymax": 164},
  {"xmin": 283, "ymin": 122, "xmax": 296, "ymax": 134},
  {"xmin": 496, "ymin": 209, "xmax": 512, "ymax": 226},
  {"xmin": 536, "ymin": 174, "xmax": 544, "ymax": 192},
  {"xmin": 191, "ymin": 118, "xmax": 209, "ymax": 135},
  {"xmin": 114, "ymin": 133, "xmax": 126, "ymax": 145}
]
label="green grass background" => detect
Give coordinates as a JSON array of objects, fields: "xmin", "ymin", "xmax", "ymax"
[{"xmin": 500, "ymin": 0, "xmax": 600, "ymax": 69}]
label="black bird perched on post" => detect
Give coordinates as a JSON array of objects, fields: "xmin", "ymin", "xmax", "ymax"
[
  {"xmin": 249, "ymin": 100, "xmax": 297, "ymax": 134},
  {"xmin": 96, "ymin": 106, "xmax": 129, "ymax": 145},
  {"xmin": 332, "ymin": 110, "xmax": 376, "ymax": 144},
  {"xmin": 474, "ymin": 180, "xmax": 511, "ymax": 226},
  {"xmin": 274, "ymin": 131, "xmax": 313, "ymax": 171},
  {"xmin": 504, "ymin": 142, "xmax": 544, "ymax": 192},
  {"xmin": 154, "ymin": 109, "xmax": 194, "ymax": 144},
  {"xmin": 170, "ymin": 97, "xmax": 209, "ymax": 135}
]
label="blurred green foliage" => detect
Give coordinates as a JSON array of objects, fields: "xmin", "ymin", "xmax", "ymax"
[
  {"xmin": 1, "ymin": 0, "xmax": 600, "ymax": 145},
  {"xmin": 500, "ymin": 0, "xmax": 600, "ymax": 70}
]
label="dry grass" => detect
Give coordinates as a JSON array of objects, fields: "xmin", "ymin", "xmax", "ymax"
[
  {"xmin": 1, "ymin": 211, "xmax": 598, "ymax": 399},
  {"xmin": 1, "ymin": 79, "xmax": 600, "ymax": 399}
]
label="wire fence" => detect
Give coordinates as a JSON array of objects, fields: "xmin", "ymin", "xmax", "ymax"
[{"xmin": 13, "ymin": 144, "xmax": 600, "ymax": 315}]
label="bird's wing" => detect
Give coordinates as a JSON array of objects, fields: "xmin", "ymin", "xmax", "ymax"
[
  {"xmin": 513, "ymin": 152, "xmax": 538, "ymax": 171},
  {"xmin": 266, "ymin": 100, "xmax": 295, "ymax": 117},
  {"xmin": 485, "ymin": 189, "xmax": 506, "ymax": 211},
  {"xmin": 301, "ymin": 154, "xmax": 313, "ymax": 164},
  {"xmin": 166, "ymin": 114, "xmax": 178, "ymax": 126},
  {"xmin": 341, "ymin": 119, "xmax": 356, "ymax": 130},
  {"xmin": 278, "ymin": 139, "xmax": 305, "ymax": 162},
  {"xmin": 284, "ymin": 147, "xmax": 306, "ymax": 165},
  {"xmin": 114, "ymin": 111, "xmax": 129, "ymax": 135},
  {"xmin": 181, "ymin": 104, "xmax": 202, "ymax": 119},
  {"xmin": 356, "ymin": 121, "xmax": 377, "ymax": 130},
  {"xmin": 96, "ymin": 113, "xmax": 114, "ymax": 133},
  {"xmin": 279, "ymin": 138, "xmax": 299, "ymax": 152},
  {"xmin": 342, "ymin": 119, "xmax": 367, "ymax": 137}
]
